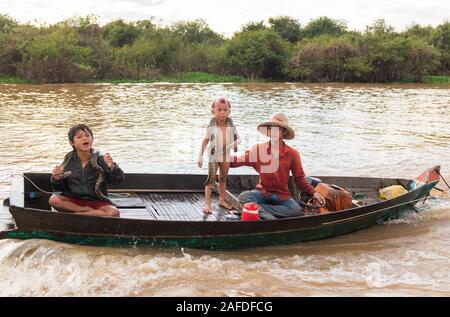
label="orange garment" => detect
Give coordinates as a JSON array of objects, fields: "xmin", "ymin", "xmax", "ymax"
[{"xmin": 230, "ymin": 141, "xmax": 316, "ymax": 200}]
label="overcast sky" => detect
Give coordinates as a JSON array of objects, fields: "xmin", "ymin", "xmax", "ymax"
[{"xmin": 1, "ymin": 0, "xmax": 449, "ymax": 35}]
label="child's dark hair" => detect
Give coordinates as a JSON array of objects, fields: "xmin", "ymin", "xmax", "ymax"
[{"xmin": 68, "ymin": 124, "xmax": 93, "ymax": 143}]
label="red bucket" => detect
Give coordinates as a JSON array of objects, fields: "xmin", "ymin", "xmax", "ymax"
[{"xmin": 241, "ymin": 203, "xmax": 260, "ymax": 221}]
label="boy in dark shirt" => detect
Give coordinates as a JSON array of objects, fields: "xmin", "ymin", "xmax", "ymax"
[{"xmin": 48, "ymin": 124, "xmax": 124, "ymax": 217}]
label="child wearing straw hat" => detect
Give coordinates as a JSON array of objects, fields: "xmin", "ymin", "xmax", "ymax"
[{"xmin": 198, "ymin": 97, "xmax": 240, "ymax": 213}]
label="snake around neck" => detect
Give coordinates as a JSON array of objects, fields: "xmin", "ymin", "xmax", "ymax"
[{"xmin": 60, "ymin": 149, "xmax": 113, "ymax": 204}]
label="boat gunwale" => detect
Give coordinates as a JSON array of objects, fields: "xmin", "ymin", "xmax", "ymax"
[
  {"xmin": 8, "ymin": 179, "xmax": 437, "ymax": 227},
  {"xmin": 5, "ymin": 167, "xmax": 440, "ymax": 243},
  {"xmin": 9, "ymin": 173, "xmax": 437, "ymax": 215}
]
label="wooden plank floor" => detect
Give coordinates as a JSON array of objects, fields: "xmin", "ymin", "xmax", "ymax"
[
  {"xmin": 114, "ymin": 193, "xmax": 236, "ymax": 221},
  {"xmin": 113, "ymin": 187, "xmax": 382, "ymax": 221}
]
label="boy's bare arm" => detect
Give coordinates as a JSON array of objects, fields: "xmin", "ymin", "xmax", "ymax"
[{"xmin": 198, "ymin": 138, "xmax": 209, "ymax": 168}]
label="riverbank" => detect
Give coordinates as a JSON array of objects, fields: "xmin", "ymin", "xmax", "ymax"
[
  {"xmin": 0, "ymin": 74, "xmax": 33, "ymax": 84},
  {"xmin": 421, "ymin": 75, "xmax": 450, "ymax": 84},
  {"xmin": 1, "ymin": 72, "xmax": 449, "ymax": 85},
  {"xmin": 0, "ymin": 72, "xmax": 248, "ymax": 84}
]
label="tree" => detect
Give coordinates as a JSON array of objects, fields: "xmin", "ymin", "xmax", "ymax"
[
  {"xmin": 17, "ymin": 26, "xmax": 92, "ymax": 83},
  {"xmin": 1, "ymin": 14, "xmax": 447, "ymax": 83},
  {"xmin": 268, "ymin": 16, "xmax": 301, "ymax": 43},
  {"xmin": 102, "ymin": 20, "xmax": 140, "ymax": 47},
  {"xmin": 287, "ymin": 36, "xmax": 364, "ymax": 82},
  {"xmin": 365, "ymin": 19, "xmax": 395, "ymax": 36},
  {"xmin": 219, "ymin": 29, "xmax": 288, "ymax": 79},
  {"xmin": 115, "ymin": 27, "xmax": 185, "ymax": 75},
  {"xmin": 302, "ymin": 16, "xmax": 347, "ymax": 38},
  {"xmin": 241, "ymin": 21, "xmax": 267, "ymax": 33},
  {"xmin": 431, "ymin": 21, "xmax": 450, "ymax": 73},
  {"xmin": 171, "ymin": 19, "xmax": 222, "ymax": 45},
  {"xmin": 403, "ymin": 23, "xmax": 434, "ymax": 40},
  {"xmin": 287, "ymin": 33, "xmax": 438, "ymax": 82},
  {"xmin": 0, "ymin": 14, "xmax": 17, "ymax": 34},
  {"xmin": 0, "ymin": 14, "xmax": 19, "ymax": 75},
  {"xmin": 135, "ymin": 20, "xmax": 158, "ymax": 40}
]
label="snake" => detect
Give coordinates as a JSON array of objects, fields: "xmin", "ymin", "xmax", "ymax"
[
  {"xmin": 59, "ymin": 149, "xmax": 113, "ymax": 204},
  {"xmin": 204, "ymin": 162, "xmax": 219, "ymax": 186},
  {"xmin": 204, "ymin": 117, "xmax": 238, "ymax": 186}
]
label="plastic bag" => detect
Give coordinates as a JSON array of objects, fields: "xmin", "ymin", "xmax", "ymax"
[{"xmin": 379, "ymin": 185, "xmax": 408, "ymax": 200}]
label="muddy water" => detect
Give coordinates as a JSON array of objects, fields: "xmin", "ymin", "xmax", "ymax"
[{"xmin": 0, "ymin": 83, "xmax": 449, "ymax": 296}]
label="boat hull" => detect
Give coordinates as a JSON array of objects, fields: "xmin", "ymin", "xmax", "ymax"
[{"xmin": 6, "ymin": 181, "xmax": 436, "ymax": 250}]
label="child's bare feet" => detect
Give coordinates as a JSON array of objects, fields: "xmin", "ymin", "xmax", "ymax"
[
  {"xmin": 219, "ymin": 200, "xmax": 233, "ymax": 210},
  {"xmin": 203, "ymin": 204, "xmax": 212, "ymax": 214}
]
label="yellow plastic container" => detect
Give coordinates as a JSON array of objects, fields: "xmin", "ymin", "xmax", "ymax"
[{"xmin": 379, "ymin": 185, "xmax": 408, "ymax": 200}]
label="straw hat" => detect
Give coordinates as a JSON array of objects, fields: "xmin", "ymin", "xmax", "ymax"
[{"xmin": 257, "ymin": 113, "xmax": 295, "ymax": 140}]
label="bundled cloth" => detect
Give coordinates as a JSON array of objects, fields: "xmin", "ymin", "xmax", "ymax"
[{"xmin": 305, "ymin": 183, "xmax": 353, "ymax": 214}]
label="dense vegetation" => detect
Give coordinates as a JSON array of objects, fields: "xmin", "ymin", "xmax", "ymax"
[{"xmin": 0, "ymin": 14, "xmax": 449, "ymax": 83}]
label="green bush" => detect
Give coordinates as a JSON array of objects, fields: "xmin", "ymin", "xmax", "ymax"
[
  {"xmin": 362, "ymin": 33, "xmax": 438, "ymax": 82},
  {"xmin": 287, "ymin": 36, "xmax": 364, "ymax": 82},
  {"xmin": 431, "ymin": 22, "xmax": 450, "ymax": 73},
  {"xmin": 302, "ymin": 17, "xmax": 347, "ymax": 38},
  {"xmin": 287, "ymin": 32, "xmax": 438, "ymax": 82},
  {"xmin": 0, "ymin": 14, "xmax": 449, "ymax": 83},
  {"xmin": 171, "ymin": 19, "xmax": 223, "ymax": 45},
  {"xmin": 16, "ymin": 26, "xmax": 93, "ymax": 83},
  {"xmin": 102, "ymin": 20, "xmax": 140, "ymax": 48},
  {"xmin": 218, "ymin": 29, "xmax": 289, "ymax": 79},
  {"xmin": 269, "ymin": 16, "xmax": 302, "ymax": 43},
  {"xmin": 0, "ymin": 14, "xmax": 20, "ymax": 75},
  {"xmin": 240, "ymin": 21, "xmax": 267, "ymax": 33},
  {"xmin": 422, "ymin": 75, "xmax": 450, "ymax": 84}
]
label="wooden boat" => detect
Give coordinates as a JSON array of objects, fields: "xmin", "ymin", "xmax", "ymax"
[{"xmin": 1, "ymin": 166, "xmax": 441, "ymax": 250}]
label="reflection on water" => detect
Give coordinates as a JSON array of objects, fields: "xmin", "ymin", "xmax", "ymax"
[{"xmin": 0, "ymin": 83, "xmax": 449, "ymax": 296}]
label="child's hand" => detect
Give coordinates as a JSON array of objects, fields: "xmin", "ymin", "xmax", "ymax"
[
  {"xmin": 104, "ymin": 153, "xmax": 115, "ymax": 170},
  {"xmin": 52, "ymin": 165, "xmax": 64, "ymax": 181},
  {"xmin": 197, "ymin": 159, "xmax": 203, "ymax": 168}
]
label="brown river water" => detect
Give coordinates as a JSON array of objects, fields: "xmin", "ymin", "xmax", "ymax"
[{"xmin": 0, "ymin": 83, "xmax": 449, "ymax": 296}]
